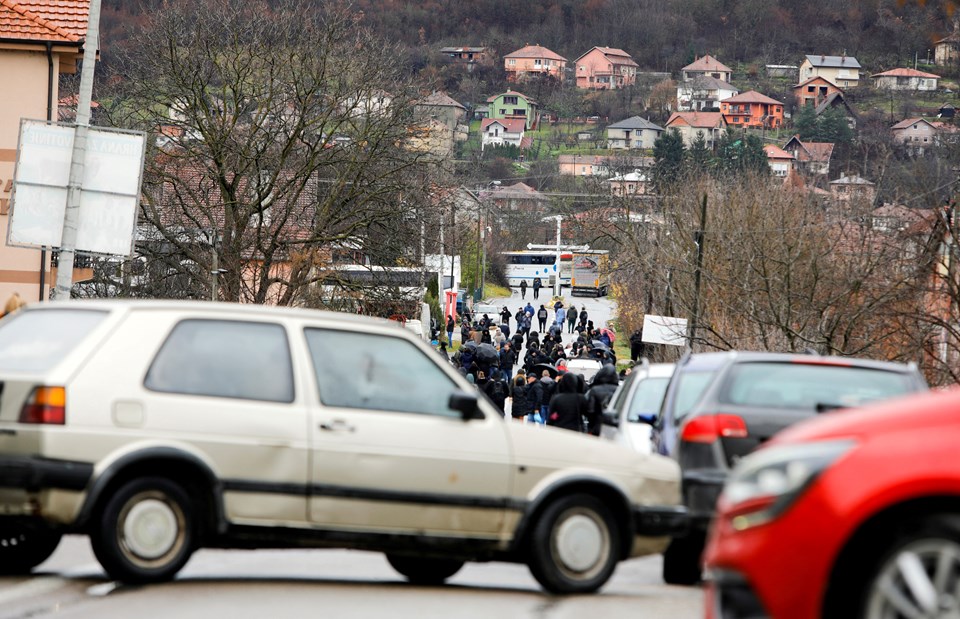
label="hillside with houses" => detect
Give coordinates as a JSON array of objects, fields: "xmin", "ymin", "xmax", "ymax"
[{"xmin": 9, "ymin": 0, "xmax": 960, "ymax": 385}]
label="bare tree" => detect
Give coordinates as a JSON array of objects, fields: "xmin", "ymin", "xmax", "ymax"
[
  {"xmin": 99, "ymin": 0, "xmax": 441, "ymax": 305},
  {"xmin": 609, "ymin": 173, "xmax": 925, "ymax": 361}
]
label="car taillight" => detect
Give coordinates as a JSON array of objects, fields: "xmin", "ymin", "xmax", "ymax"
[
  {"xmin": 19, "ymin": 387, "xmax": 66, "ymax": 425},
  {"xmin": 681, "ymin": 414, "xmax": 748, "ymax": 443}
]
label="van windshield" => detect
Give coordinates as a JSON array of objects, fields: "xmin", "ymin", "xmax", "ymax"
[{"xmin": 0, "ymin": 309, "xmax": 108, "ymax": 373}]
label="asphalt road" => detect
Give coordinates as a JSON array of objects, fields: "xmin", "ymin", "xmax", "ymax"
[
  {"xmin": 484, "ymin": 286, "xmax": 616, "ymax": 336},
  {"xmin": 0, "ymin": 536, "xmax": 703, "ymax": 619}
]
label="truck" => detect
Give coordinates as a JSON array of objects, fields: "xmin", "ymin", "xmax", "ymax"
[{"xmin": 570, "ymin": 250, "xmax": 610, "ymax": 297}]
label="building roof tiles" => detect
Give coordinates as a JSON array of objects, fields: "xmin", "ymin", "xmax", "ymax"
[{"xmin": 0, "ymin": 0, "xmax": 89, "ymax": 43}]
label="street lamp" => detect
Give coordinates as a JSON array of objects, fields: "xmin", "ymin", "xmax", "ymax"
[{"xmin": 541, "ymin": 215, "xmax": 562, "ymax": 298}]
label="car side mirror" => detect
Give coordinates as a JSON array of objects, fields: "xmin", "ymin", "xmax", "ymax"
[
  {"xmin": 449, "ymin": 391, "xmax": 483, "ymax": 421},
  {"xmin": 636, "ymin": 413, "xmax": 657, "ymax": 426},
  {"xmin": 601, "ymin": 408, "xmax": 620, "ymax": 428}
]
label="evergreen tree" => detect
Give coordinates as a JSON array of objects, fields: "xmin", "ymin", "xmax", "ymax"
[
  {"xmin": 793, "ymin": 104, "xmax": 818, "ymax": 140},
  {"xmin": 653, "ymin": 129, "xmax": 687, "ymax": 191},
  {"xmin": 742, "ymin": 134, "xmax": 770, "ymax": 176},
  {"xmin": 713, "ymin": 130, "xmax": 742, "ymax": 176},
  {"xmin": 817, "ymin": 106, "xmax": 854, "ymax": 144},
  {"xmin": 688, "ymin": 131, "xmax": 711, "ymax": 172}
]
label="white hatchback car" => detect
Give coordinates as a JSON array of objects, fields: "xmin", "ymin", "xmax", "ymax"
[
  {"xmin": 0, "ymin": 300, "xmax": 684, "ymax": 593},
  {"xmin": 600, "ymin": 362, "xmax": 675, "ymax": 454}
]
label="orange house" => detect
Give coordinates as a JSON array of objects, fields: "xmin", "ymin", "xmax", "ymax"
[
  {"xmin": 503, "ymin": 44, "xmax": 567, "ymax": 82},
  {"xmin": 793, "ymin": 76, "xmax": 842, "ymax": 108},
  {"xmin": 720, "ymin": 90, "xmax": 784, "ymax": 129},
  {"xmin": 0, "ymin": 0, "xmax": 92, "ymax": 303}
]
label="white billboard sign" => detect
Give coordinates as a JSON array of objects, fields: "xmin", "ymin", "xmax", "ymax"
[
  {"xmin": 642, "ymin": 314, "xmax": 689, "ymax": 347},
  {"xmin": 7, "ymin": 119, "xmax": 146, "ymax": 257}
]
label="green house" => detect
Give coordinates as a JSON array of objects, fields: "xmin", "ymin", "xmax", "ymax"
[{"xmin": 486, "ymin": 89, "xmax": 539, "ymax": 130}]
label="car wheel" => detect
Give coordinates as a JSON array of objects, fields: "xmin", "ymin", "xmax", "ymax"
[
  {"xmin": 386, "ymin": 554, "xmax": 464, "ymax": 585},
  {"xmin": 91, "ymin": 477, "xmax": 195, "ymax": 584},
  {"xmin": 0, "ymin": 519, "xmax": 62, "ymax": 575},
  {"xmin": 861, "ymin": 516, "xmax": 960, "ymax": 618},
  {"xmin": 662, "ymin": 532, "xmax": 704, "ymax": 585},
  {"xmin": 527, "ymin": 493, "xmax": 620, "ymax": 594}
]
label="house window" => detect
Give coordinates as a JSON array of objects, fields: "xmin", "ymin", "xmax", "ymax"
[
  {"xmin": 504, "ymin": 96, "xmax": 518, "ymax": 105},
  {"xmin": 508, "ymin": 59, "xmax": 516, "ymax": 66},
  {"xmin": 535, "ymin": 59, "xmax": 542, "ymax": 67}
]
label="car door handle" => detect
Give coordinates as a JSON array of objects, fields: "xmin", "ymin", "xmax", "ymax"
[{"xmin": 319, "ymin": 420, "xmax": 356, "ymax": 433}]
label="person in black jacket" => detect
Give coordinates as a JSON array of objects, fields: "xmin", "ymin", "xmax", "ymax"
[
  {"xmin": 629, "ymin": 329, "xmax": 646, "ymax": 362},
  {"xmin": 499, "ymin": 342, "xmax": 517, "ymax": 381},
  {"xmin": 483, "ymin": 369, "xmax": 509, "ymax": 415},
  {"xmin": 526, "ymin": 373, "xmax": 544, "ymax": 423},
  {"xmin": 537, "ymin": 305, "xmax": 548, "ymax": 331},
  {"xmin": 584, "ymin": 364, "xmax": 619, "ymax": 436},
  {"xmin": 509, "ymin": 375, "xmax": 530, "ymax": 421},
  {"xmin": 547, "ymin": 372, "xmax": 589, "ymax": 432}
]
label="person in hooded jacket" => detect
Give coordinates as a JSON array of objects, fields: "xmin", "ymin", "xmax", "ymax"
[
  {"xmin": 547, "ymin": 372, "xmax": 589, "ymax": 432},
  {"xmin": 445, "ymin": 315, "xmax": 455, "ymax": 346},
  {"xmin": 458, "ymin": 347, "xmax": 475, "ymax": 372},
  {"xmin": 511, "ymin": 330, "xmax": 524, "ymax": 353},
  {"xmin": 584, "ymin": 364, "xmax": 619, "ymax": 436},
  {"xmin": 510, "ymin": 374, "xmax": 531, "ymax": 421},
  {"xmin": 538, "ymin": 370, "xmax": 556, "ymax": 421},
  {"xmin": 483, "ymin": 368, "xmax": 509, "ymax": 415},
  {"xmin": 526, "ymin": 373, "xmax": 544, "ymax": 423},
  {"xmin": 537, "ymin": 305, "xmax": 549, "ymax": 331},
  {"xmin": 500, "ymin": 306, "xmax": 512, "ymax": 327}
]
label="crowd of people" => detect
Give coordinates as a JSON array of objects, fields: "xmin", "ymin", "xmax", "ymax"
[{"xmin": 441, "ymin": 299, "xmax": 622, "ymax": 435}]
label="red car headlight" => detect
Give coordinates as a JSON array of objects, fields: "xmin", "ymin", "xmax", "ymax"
[{"xmin": 720, "ymin": 439, "xmax": 856, "ymax": 531}]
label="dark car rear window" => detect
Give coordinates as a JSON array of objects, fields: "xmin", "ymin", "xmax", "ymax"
[
  {"xmin": 0, "ymin": 308, "xmax": 108, "ymax": 373},
  {"xmin": 720, "ymin": 362, "xmax": 917, "ymax": 411}
]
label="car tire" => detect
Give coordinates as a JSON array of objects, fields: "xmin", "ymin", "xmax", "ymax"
[
  {"xmin": 859, "ymin": 515, "xmax": 960, "ymax": 619},
  {"xmin": 662, "ymin": 532, "xmax": 704, "ymax": 585},
  {"xmin": 91, "ymin": 477, "xmax": 196, "ymax": 584},
  {"xmin": 386, "ymin": 554, "xmax": 464, "ymax": 585},
  {"xmin": 527, "ymin": 493, "xmax": 620, "ymax": 594},
  {"xmin": 0, "ymin": 518, "xmax": 62, "ymax": 575}
]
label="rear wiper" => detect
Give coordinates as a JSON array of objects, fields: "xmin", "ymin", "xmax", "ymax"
[{"xmin": 815, "ymin": 402, "xmax": 846, "ymax": 413}]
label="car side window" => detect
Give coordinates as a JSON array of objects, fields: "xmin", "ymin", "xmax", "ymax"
[
  {"xmin": 669, "ymin": 370, "xmax": 717, "ymax": 422},
  {"xmin": 305, "ymin": 328, "xmax": 461, "ymax": 418},
  {"xmin": 145, "ymin": 319, "xmax": 294, "ymax": 403}
]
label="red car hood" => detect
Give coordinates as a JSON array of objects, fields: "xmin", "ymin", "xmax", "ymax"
[{"xmin": 767, "ymin": 385, "xmax": 951, "ymax": 447}]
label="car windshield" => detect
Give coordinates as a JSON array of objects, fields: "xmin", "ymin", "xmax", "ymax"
[
  {"xmin": 627, "ymin": 377, "xmax": 671, "ymax": 422},
  {"xmin": 668, "ymin": 370, "xmax": 718, "ymax": 421},
  {"xmin": 0, "ymin": 308, "xmax": 108, "ymax": 373},
  {"xmin": 719, "ymin": 362, "xmax": 917, "ymax": 411}
]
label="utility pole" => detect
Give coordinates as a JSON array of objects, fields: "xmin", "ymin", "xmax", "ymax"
[
  {"xmin": 54, "ymin": 0, "xmax": 101, "ymax": 300},
  {"xmin": 688, "ymin": 194, "xmax": 708, "ymax": 348},
  {"xmin": 553, "ymin": 215, "xmax": 562, "ymax": 298}
]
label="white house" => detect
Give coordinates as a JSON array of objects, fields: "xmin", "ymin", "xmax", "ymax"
[
  {"xmin": 480, "ymin": 118, "xmax": 525, "ymax": 150},
  {"xmin": 872, "ymin": 68, "xmax": 940, "ymax": 91},
  {"xmin": 605, "ymin": 116, "xmax": 663, "ymax": 150},
  {"xmin": 799, "ymin": 55, "xmax": 862, "ymax": 88},
  {"xmin": 677, "ymin": 76, "xmax": 739, "ymax": 112},
  {"xmin": 607, "ymin": 170, "xmax": 651, "ymax": 196}
]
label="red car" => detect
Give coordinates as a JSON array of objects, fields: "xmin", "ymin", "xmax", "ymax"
[{"xmin": 704, "ymin": 387, "xmax": 960, "ymax": 619}]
